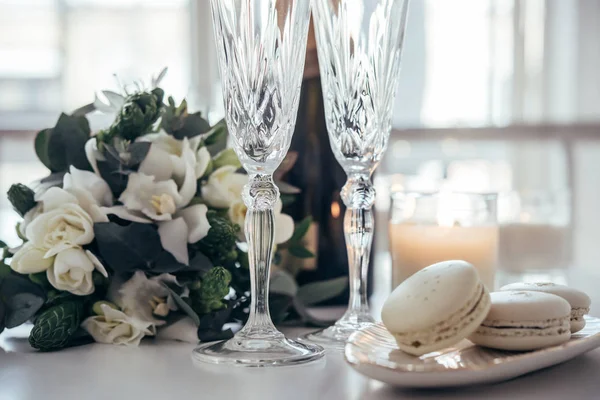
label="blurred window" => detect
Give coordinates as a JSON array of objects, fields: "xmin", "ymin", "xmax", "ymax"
[{"xmin": 0, "ymin": 0, "xmax": 191, "ymax": 130}]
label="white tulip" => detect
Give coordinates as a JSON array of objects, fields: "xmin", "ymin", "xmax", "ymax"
[
  {"xmin": 47, "ymin": 248, "xmax": 108, "ymax": 296},
  {"xmin": 26, "ymin": 201, "xmax": 94, "ymax": 258},
  {"xmin": 84, "ymin": 138, "xmax": 105, "ymax": 177},
  {"xmin": 81, "ymin": 304, "xmax": 155, "ymax": 346},
  {"xmin": 228, "ymin": 199, "xmax": 295, "ymax": 244},
  {"xmin": 201, "ymin": 166, "xmax": 248, "ymax": 208},
  {"xmin": 10, "ymin": 242, "xmax": 54, "ymax": 274}
]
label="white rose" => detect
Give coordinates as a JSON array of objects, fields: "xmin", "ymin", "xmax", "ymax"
[
  {"xmin": 47, "ymin": 248, "xmax": 108, "ymax": 296},
  {"xmin": 228, "ymin": 199, "xmax": 294, "ymax": 244},
  {"xmin": 10, "ymin": 242, "xmax": 54, "ymax": 274},
  {"xmin": 81, "ymin": 304, "xmax": 155, "ymax": 346},
  {"xmin": 201, "ymin": 166, "xmax": 248, "ymax": 208},
  {"xmin": 26, "ymin": 201, "xmax": 94, "ymax": 258}
]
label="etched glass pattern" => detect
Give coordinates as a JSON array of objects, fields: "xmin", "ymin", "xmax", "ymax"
[
  {"xmin": 305, "ymin": 0, "xmax": 410, "ymax": 347},
  {"xmin": 193, "ymin": 0, "xmax": 324, "ymax": 367}
]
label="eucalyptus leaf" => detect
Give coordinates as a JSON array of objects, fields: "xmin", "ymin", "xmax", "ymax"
[
  {"xmin": 296, "ymin": 276, "xmax": 349, "ymax": 307},
  {"xmin": 5, "ymin": 292, "xmax": 45, "ymax": 328},
  {"xmin": 94, "ymin": 222, "xmax": 163, "ymax": 272},
  {"xmin": 290, "ymin": 217, "xmax": 312, "ymax": 242},
  {"xmin": 212, "ymin": 148, "xmax": 242, "ymax": 170},
  {"xmin": 288, "ymin": 246, "xmax": 314, "ymax": 259},
  {"xmin": 165, "ymin": 286, "xmax": 200, "ymax": 326},
  {"xmin": 270, "ymin": 270, "xmax": 298, "ymax": 297},
  {"xmin": 269, "ymin": 292, "xmax": 293, "ymax": 324},
  {"xmin": 0, "ymin": 301, "xmax": 5, "ymax": 335},
  {"xmin": 34, "ymin": 129, "xmax": 53, "ymax": 171},
  {"xmin": 171, "ymin": 113, "xmax": 212, "ymax": 140},
  {"xmin": 47, "ymin": 113, "xmax": 92, "ymax": 172},
  {"xmin": 128, "ymin": 142, "xmax": 151, "ymax": 167},
  {"xmin": 291, "ymin": 297, "xmax": 338, "ymax": 327}
]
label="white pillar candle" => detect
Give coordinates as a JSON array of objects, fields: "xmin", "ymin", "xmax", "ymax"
[{"xmin": 389, "ymin": 223, "xmax": 498, "ymax": 290}]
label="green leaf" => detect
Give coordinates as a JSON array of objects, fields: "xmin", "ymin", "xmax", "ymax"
[
  {"xmin": 94, "ymin": 222, "xmax": 163, "ymax": 272},
  {"xmin": 270, "ymin": 270, "xmax": 298, "ymax": 297},
  {"xmin": 197, "ymin": 305, "xmax": 234, "ymax": 342},
  {"xmin": 0, "ymin": 275, "xmax": 46, "ymax": 328},
  {"xmin": 47, "ymin": 113, "xmax": 92, "ymax": 172},
  {"xmin": 269, "ymin": 292, "xmax": 293, "ymax": 324},
  {"xmin": 280, "ymin": 194, "xmax": 296, "ymax": 207},
  {"xmin": 288, "ymin": 245, "xmax": 314, "ymax": 259},
  {"xmin": 290, "ymin": 216, "xmax": 312, "ymax": 243},
  {"xmin": 165, "ymin": 286, "xmax": 200, "ymax": 326},
  {"xmin": 5, "ymin": 293, "xmax": 45, "ymax": 328},
  {"xmin": 296, "ymin": 276, "xmax": 349, "ymax": 307},
  {"xmin": 0, "ymin": 240, "xmax": 6, "ymax": 249},
  {"xmin": 212, "ymin": 148, "xmax": 242, "ymax": 170},
  {"xmin": 204, "ymin": 119, "xmax": 227, "ymax": 146},
  {"xmin": 34, "ymin": 129, "xmax": 53, "ymax": 171}
]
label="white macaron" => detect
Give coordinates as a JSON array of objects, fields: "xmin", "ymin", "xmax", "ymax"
[
  {"xmin": 381, "ymin": 260, "xmax": 491, "ymax": 356},
  {"xmin": 500, "ymin": 282, "xmax": 591, "ymax": 333},
  {"xmin": 469, "ymin": 291, "xmax": 571, "ymax": 351}
]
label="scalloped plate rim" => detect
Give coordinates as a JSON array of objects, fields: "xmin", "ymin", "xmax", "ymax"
[{"xmin": 344, "ymin": 316, "xmax": 600, "ymax": 388}]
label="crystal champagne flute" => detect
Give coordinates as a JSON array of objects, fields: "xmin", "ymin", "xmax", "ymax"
[
  {"xmin": 193, "ymin": 0, "xmax": 324, "ymax": 366},
  {"xmin": 306, "ymin": 0, "xmax": 410, "ymax": 347}
]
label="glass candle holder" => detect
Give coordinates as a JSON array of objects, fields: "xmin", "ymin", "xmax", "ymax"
[
  {"xmin": 498, "ymin": 190, "xmax": 572, "ymax": 283},
  {"xmin": 389, "ymin": 191, "xmax": 499, "ymax": 290}
]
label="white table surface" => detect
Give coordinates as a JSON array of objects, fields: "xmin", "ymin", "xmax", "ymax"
[{"xmin": 2, "ymin": 267, "xmax": 600, "ymax": 400}]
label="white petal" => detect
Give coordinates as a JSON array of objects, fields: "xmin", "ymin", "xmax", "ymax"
[
  {"xmin": 175, "ymin": 138, "xmax": 198, "ymax": 208},
  {"xmin": 10, "ymin": 242, "xmax": 54, "ymax": 274},
  {"xmin": 65, "ymin": 166, "xmax": 113, "ymax": 207},
  {"xmin": 36, "ymin": 187, "xmax": 78, "ymax": 211},
  {"xmin": 155, "ymin": 317, "xmax": 199, "ymax": 343},
  {"xmin": 138, "ymin": 144, "xmax": 175, "ymax": 182},
  {"xmin": 176, "ymin": 204, "xmax": 211, "ymax": 243},
  {"xmin": 101, "ymin": 206, "xmax": 152, "ymax": 223},
  {"xmin": 274, "ymin": 213, "xmax": 294, "ymax": 244},
  {"xmin": 86, "ymin": 250, "xmax": 108, "ymax": 277},
  {"xmin": 158, "ymin": 218, "xmax": 189, "ymax": 265},
  {"xmin": 195, "ymin": 146, "xmax": 211, "ymax": 179},
  {"xmin": 84, "ymin": 138, "xmax": 103, "ymax": 176}
]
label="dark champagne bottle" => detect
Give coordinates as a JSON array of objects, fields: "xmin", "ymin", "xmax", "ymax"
[{"xmin": 283, "ymin": 22, "xmax": 374, "ymax": 305}]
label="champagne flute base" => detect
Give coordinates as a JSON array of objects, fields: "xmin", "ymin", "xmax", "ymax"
[
  {"xmin": 192, "ymin": 332, "xmax": 324, "ymax": 367},
  {"xmin": 304, "ymin": 311, "xmax": 375, "ymax": 349}
]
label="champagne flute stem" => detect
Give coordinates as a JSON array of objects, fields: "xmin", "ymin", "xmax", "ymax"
[
  {"xmin": 339, "ymin": 174, "xmax": 376, "ymax": 323},
  {"xmin": 238, "ymin": 173, "xmax": 281, "ymax": 338},
  {"xmin": 344, "ymin": 206, "xmax": 373, "ymax": 315}
]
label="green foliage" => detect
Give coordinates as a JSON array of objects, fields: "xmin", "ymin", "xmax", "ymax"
[
  {"xmin": 34, "ymin": 113, "xmax": 92, "ymax": 173},
  {"xmin": 95, "ymin": 141, "xmax": 150, "ymax": 196},
  {"xmin": 161, "ymin": 97, "xmax": 211, "ymax": 140},
  {"xmin": 7, "ymin": 184, "xmax": 36, "ymax": 217},
  {"xmin": 296, "ymin": 276, "xmax": 348, "ymax": 307},
  {"xmin": 29, "ymin": 301, "xmax": 83, "ymax": 352},
  {"xmin": 190, "ymin": 267, "xmax": 232, "ymax": 315},
  {"xmin": 212, "ymin": 148, "xmax": 242, "ymax": 170},
  {"xmin": 0, "ymin": 274, "xmax": 46, "ymax": 330},
  {"xmin": 97, "ymin": 88, "xmax": 164, "ymax": 144},
  {"xmin": 196, "ymin": 211, "xmax": 239, "ymax": 266}
]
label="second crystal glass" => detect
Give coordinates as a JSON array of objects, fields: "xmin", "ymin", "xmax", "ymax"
[
  {"xmin": 307, "ymin": 0, "xmax": 410, "ymax": 347},
  {"xmin": 193, "ymin": 0, "xmax": 323, "ymax": 366}
]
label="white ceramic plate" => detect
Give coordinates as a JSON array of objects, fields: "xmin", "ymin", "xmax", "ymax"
[{"xmin": 345, "ymin": 316, "xmax": 600, "ymax": 388}]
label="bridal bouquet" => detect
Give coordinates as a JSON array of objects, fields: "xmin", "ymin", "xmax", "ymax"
[{"xmin": 0, "ymin": 70, "xmax": 346, "ymax": 351}]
